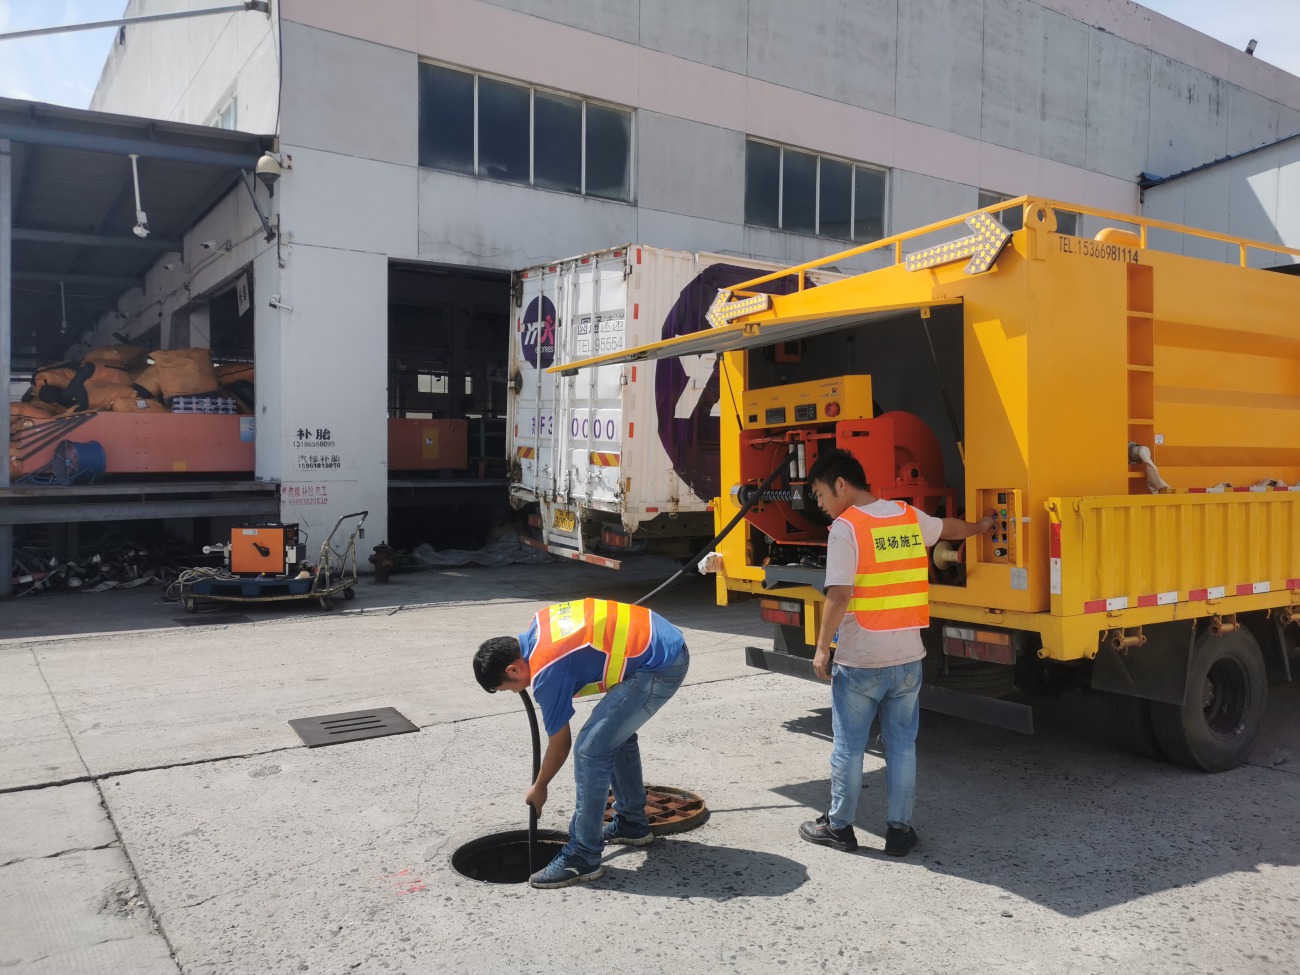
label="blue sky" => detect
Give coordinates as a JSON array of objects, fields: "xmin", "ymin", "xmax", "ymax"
[{"xmin": 0, "ymin": 0, "xmax": 1298, "ymax": 110}]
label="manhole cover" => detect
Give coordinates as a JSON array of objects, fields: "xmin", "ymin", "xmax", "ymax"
[
  {"xmin": 288, "ymin": 707, "xmax": 419, "ymax": 747},
  {"xmin": 175, "ymin": 613, "xmax": 252, "ymax": 626},
  {"xmin": 451, "ymin": 829, "xmax": 567, "ymax": 883},
  {"xmin": 604, "ymin": 784, "xmax": 709, "ymax": 836}
]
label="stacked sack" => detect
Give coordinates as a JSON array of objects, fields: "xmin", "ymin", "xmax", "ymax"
[{"xmin": 13, "ymin": 345, "xmax": 255, "ymax": 419}]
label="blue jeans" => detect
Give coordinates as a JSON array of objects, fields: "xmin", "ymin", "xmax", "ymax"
[
  {"xmin": 828, "ymin": 659, "xmax": 922, "ymax": 832},
  {"xmin": 564, "ymin": 647, "xmax": 690, "ymax": 861}
]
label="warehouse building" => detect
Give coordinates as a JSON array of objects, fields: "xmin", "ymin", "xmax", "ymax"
[{"xmin": 5, "ymin": 0, "xmax": 1299, "ymax": 584}]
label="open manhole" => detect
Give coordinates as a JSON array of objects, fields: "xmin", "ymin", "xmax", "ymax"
[
  {"xmin": 451, "ymin": 829, "xmax": 567, "ymax": 884},
  {"xmin": 605, "ymin": 785, "xmax": 709, "ymax": 836}
]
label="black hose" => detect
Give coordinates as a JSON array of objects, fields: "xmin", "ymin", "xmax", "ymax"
[
  {"xmin": 519, "ymin": 689, "xmax": 541, "ymax": 875},
  {"xmin": 633, "ymin": 447, "xmax": 797, "ymax": 608}
]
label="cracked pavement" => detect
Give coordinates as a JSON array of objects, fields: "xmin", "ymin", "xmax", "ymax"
[{"xmin": 2, "ymin": 558, "xmax": 1299, "ymax": 974}]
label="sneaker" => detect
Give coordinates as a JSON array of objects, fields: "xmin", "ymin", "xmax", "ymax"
[
  {"xmin": 885, "ymin": 825, "xmax": 918, "ymax": 857},
  {"xmin": 798, "ymin": 813, "xmax": 858, "ymax": 852},
  {"xmin": 602, "ymin": 815, "xmax": 654, "ymax": 847},
  {"xmin": 529, "ymin": 853, "xmax": 604, "ymax": 889}
]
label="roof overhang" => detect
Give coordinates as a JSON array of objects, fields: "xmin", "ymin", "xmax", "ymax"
[{"xmin": 1, "ymin": 96, "xmax": 272, "ymax": 370}]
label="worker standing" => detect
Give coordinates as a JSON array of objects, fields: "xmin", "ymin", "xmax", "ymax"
[
  {"xmin": 473, "ymin": 598, "xmax": 689, "ymax": 888},
  {"xmin": 799, "ymin": 449, "xmax": 994, "ymax": 856}
]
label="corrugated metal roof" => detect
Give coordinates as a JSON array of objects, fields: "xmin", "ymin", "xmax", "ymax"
[{"xmin": 1, "ymin": 96, "xmax": 271, "ymax": 370}]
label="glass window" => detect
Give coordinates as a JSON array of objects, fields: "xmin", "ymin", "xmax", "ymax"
[
  {"xmin": 854, "ymin": 166, "xmax": 886, "ymax": 242},
  {"xmin": 418, "ymin": 63, "xmax": 474, "ymax": 174},
  {"xmin": 980, "ymin": 191, "xmax": 1023, "ymax": 231},
  {"xmin": 534, "ymin": 90, "xmax": 581, "ymax": 194},
  {"xmin": 819, "ymin": 157, "xmax": 852, "ymax": 239},
  {"xmin": 417, "ymin": 64, "xmax": 633, "ymax": 201},
  {"xmin": 477, "ymin": 77, "xmax": 530, "ymax": 184},
  {"xmin": 782, "ymin": 149, "xmax": 817, "ymax": 235},
  {"xmin": 744, "ymin": 141, "xmax": 780, "ymax": 229},
  {"xmin": 585, "ymin": 103, "xmax": 632, "ymax": 202},
  {"xmin": 418, "ymin": 373, "xmax": 448, "ymax": 394}
]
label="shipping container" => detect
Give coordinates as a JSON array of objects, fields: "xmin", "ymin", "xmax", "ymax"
[{"xmin": 507, "ymin": 245, "xmax": 834, "ymax": 568}]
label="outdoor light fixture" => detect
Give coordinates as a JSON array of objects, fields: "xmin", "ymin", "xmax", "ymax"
[
  {"xmin": 129, "ymin": 153, "xmax": 150, "ymax": 238},
  {"xmin": 1246, "ymin": 39, "xmax": 1258, "ymax": 55}
]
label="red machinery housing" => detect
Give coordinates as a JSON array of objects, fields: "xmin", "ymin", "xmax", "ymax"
[{"xmin": 737, "ymin": 410, "xmax": 955, "ymax": 553}]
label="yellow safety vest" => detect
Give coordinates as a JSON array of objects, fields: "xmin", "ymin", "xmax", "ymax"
[
  {"xmin": 838, "ymin": 504, "xmax": 930, "ymax": 631},
  {"xmin": 532, "ymin": 599, "xmax": 654, "ymax": 696}
]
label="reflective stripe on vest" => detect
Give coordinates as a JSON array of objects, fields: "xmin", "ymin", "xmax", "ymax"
[
  {"xmin": 838, "ymin": 504, "xmax": 930, "ymax": 631},
  {"xmin": 533, "ymin": 598, "xmax": 654, "ymax": 695}
]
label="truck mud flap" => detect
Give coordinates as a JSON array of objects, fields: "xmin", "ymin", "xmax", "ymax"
[{"xmin": 744, "ymin": 646, "xmax": 1034, "ymax": 734}]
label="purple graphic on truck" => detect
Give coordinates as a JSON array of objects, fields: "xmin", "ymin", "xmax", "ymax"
[
  {"xmin": 521, "ymin": 295, "xmax": 557, "ymax": 369},
  {"xmin": 655, "ymin": 265, "xmax": 808, "ymax": 504}
]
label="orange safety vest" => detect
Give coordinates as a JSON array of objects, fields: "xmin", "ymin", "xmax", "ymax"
[
  {"xmin": 837, "ymin": 503, "xmax": 930, "ymax": 631},
  {"xmin": 531, "ymin": 599, "xmax": 655, "ymax": 697}
]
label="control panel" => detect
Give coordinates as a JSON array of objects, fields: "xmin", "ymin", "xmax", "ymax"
[
  {"xmin": 978, "ymin": 488, "xmax": 1022, "ymax": 566},
  {"xmin": 741, "ymin": 375, "xmax": 874, "ymax": 430}
]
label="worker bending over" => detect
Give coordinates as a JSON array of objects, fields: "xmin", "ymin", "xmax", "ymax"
[
  {"xmin": 474, "ymin": 598, "xmax": 689, "ymax": 888},
  {"xmin": 800, "ymin": 449, "xmax": 995, "ymax": 857}
]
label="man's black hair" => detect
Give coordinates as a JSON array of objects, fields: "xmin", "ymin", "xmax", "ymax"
[
  {"xmin": 806, "ymin": 448, "xmax": 869, "ymax": 492},
  {"xmin": 473, "ymin": 636, "xmax": 522, "ymax": 693}
]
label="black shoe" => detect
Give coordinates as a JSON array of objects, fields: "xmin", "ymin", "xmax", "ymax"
[
  {"xmin": 799, "ymin": 813, "xmax": 858, "ymax": 852},
  {"xmin": 885, "ymin": 825, "xmax": 918, "ymax": 857}
]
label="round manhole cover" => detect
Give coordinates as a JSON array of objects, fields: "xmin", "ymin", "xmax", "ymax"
[{"xmin": 604, "ymin": 785, "xmax": 709, "ymax": 836}]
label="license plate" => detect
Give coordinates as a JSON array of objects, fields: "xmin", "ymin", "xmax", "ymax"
[{"xmin": 553, "ymin": 510, "xmax": 576, "ymax": 532}]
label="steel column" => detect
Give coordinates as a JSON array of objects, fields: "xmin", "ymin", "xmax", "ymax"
[{"xmin": 1, "ymin": 138, "xmax": 11, "ymax": 596}]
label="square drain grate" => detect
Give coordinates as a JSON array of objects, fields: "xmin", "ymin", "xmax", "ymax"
[{"xmin": 289, "ymin": 707, "xmax": 420, "ymax": 747}]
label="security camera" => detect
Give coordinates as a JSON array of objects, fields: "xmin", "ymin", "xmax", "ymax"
[
  {"xmin": 268, "ymin": 293, "xmax": 294, "ymax": 312},
  {"xmin": 201, "ymin": 240, "xmax": 218, "ymax": 250},
  {"xmin": 255, "ymin": 152, "xmax": 283, "ymax": 196},
  {"xmin": 133, "ymin": 221, "xmax": 150, "ymax": 238},
  {"xmin": 161, "ymin": 262, "xmax": 177, "ymax": 271}
]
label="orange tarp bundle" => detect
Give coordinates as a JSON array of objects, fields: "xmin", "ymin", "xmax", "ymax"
[
  {"xmin": 150, "ymin": 349, "xmax": 220, "ymax": 399},
  {"xmin": 84, "ymin": 344, "xmax": 147, "ymax": 370}
]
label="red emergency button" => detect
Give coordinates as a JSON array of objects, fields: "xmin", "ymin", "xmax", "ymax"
[{"xmin": 824, "ymin": 402, "xmax": 840, "ymax": 417}]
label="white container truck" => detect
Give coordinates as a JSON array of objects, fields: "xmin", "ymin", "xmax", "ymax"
[{"xmin": 507, "ymin": 245, "xmax": 832, "ymax": 568}]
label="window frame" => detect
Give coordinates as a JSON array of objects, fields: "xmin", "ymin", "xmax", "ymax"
[
  {"xmin": 418, "ymin": 60, "xmax": 635, "ymax": 204},
  {"xmin": 744, "ymin": 137, "xmax": 889, "ymax": 243}
]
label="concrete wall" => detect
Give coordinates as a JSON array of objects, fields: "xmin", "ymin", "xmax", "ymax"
[
  {"xmin": 91, "ymin": 0, "xmax": 278, "ymax": 133},
  {"xmin": 1142, "ymin": 137, "xmax": 1300, "ymax": 268}
]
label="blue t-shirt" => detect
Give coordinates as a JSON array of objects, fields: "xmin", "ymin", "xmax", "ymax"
[{"xmin": 520, "ymin": 610, "xmax": 685, "ymax": 737}]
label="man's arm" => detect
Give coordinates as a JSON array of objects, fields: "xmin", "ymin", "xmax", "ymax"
[
  {"xmin": 813, "ymin": 585, "xmax": 852, "ymax": 681},
  {"xmin": 525, "ymin": 722, "xmax": 572, "ymax": 815},
  {"xmin": 939, "ymin": 511, "xmax": 996, "ymax": 542}
]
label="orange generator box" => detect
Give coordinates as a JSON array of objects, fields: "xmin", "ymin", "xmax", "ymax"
[{"xmin": 230, "ymin": 524, "xmax": 301, "ymax": 575}]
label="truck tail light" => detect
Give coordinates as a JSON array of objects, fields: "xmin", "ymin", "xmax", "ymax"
[
  {"xmin": 527, "ymin": 513, "xmax": 542, "ymax": 528},
  {"xmin": 601, "ymin": 528, "xmax": 632, "ymax": 548},
  {"xmin": 760, "ymin": 599, "xmax": 803, "ymax": 627},
  {"xmin": 941, "ymin": 625, "xmax": 1016, "ymax": 665}
]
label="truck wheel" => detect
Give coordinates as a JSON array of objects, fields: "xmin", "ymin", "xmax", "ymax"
[
  {"xmin": 1150, "ymin": 628, "xmax": 1266, "ymax": 772},
  {"xmin": 1104, "ymin": 692, "xmax": 1165, "ymax": 761}
]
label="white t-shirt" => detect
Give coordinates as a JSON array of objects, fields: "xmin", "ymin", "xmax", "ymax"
[{"xmin": 823, "ymin": 499, "xmax": 943, "ymax": 669}]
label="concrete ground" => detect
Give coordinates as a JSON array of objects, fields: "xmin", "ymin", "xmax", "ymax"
[{"xmin": 2, "ymin": 559, "xmax": 1299, "ymax": 975}]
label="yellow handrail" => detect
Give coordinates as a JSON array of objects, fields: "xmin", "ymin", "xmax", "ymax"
[{"xmin": 729, "ymin": 196, "xmax": 1300, "ymax": 295}]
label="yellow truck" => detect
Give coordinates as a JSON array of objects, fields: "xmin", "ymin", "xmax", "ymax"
[{"xmin": 555, "ymin": 197, "xmax": 1300, "ymax": 772}]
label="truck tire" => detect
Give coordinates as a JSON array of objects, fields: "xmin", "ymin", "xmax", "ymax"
[
  {"xmin": 1150, "ymin": 628, "xmax": 1266, "ymax": 772},
  {"xmin": 1104, "ymin": 692, "xmax": 1165, "ymax": 762}
]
